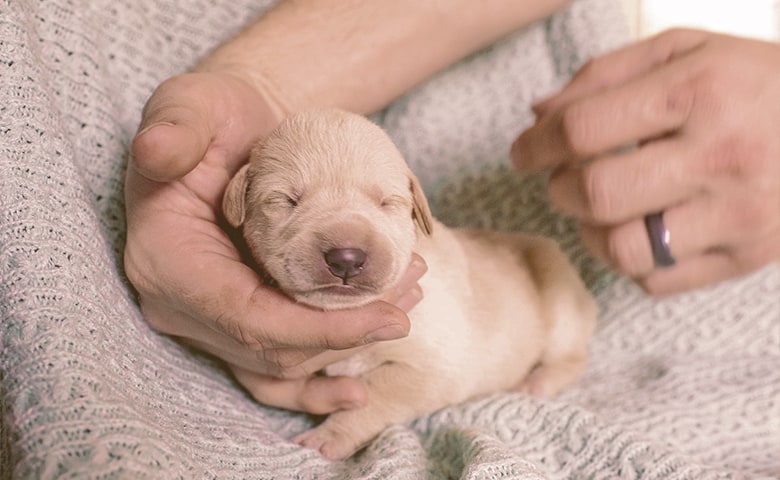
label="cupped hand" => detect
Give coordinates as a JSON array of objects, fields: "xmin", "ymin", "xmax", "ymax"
[
  {"xmin": 124, "ymin": 71, "xmax": 426, "ymax": 413},
  {"xmin": 512, "ymin": 29, "xmax": 780, "ymax": 295}
]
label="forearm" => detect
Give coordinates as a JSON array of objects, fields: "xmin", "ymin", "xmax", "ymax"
[{"xmin": 195, "ymin": 0, "xmax": 571, "ymax": 116}]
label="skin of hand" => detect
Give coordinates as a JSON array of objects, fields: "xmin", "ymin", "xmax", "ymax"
[
  {"xmin": 125, "ymin": 0, "xmax": 572, "ymax": 414},
  {"xmin": 511, "ymin": 28, "xmax": 780, "ymax": 295}
]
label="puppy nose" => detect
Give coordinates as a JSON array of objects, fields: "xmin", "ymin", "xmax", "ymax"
[{"xmin": 324, "ymin": 248, "xmax": 367, "ymax": 284}]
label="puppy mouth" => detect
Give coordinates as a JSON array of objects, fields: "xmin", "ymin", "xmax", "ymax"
[
  {"xmin": 290, "ymin": 283, "xmax": 384, "ymax": 310},
  {"xmin": 312, "ymin": 283, "xmax": 376, "ymax": 296}
]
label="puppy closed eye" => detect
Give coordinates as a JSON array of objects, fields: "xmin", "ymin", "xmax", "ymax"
[
  {"xmin": 380, "ymin": 195, "xmax": 409, "ymax": 210},
  {"xmin": 264, "ymin": 191, "xmax": 299, "ymax": 208}
]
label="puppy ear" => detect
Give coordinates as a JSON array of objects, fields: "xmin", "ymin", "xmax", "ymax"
[
  {"xmin": 222, "ymin": 163, "xmax": 251, "ymax": 227},
  {"xmin": 409, "ymin": 171, "xmax": 433, "ymax": 236}
]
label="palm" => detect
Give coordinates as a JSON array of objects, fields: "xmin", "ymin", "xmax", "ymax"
[{"xmin": 124, "ymin": 72, "xmax": 279, "ymax": 352}]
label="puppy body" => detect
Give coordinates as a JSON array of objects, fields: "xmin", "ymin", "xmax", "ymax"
[
  {"xmin": 223, "ymin": 109, "xmax": 597, "ymax": 460},
  {"xmin": 326, "ymin": 223, "xmax": 553, "ymax": 393}
]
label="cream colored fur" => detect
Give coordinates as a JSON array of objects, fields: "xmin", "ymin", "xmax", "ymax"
[{"xmin": 222, "ymin": 108, "xmax": 597, "ymax": 460}]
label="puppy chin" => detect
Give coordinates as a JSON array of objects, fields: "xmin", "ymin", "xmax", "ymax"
[{"xmin": 291, "ymin": 287, "xmax": 384, "ymax": 311}]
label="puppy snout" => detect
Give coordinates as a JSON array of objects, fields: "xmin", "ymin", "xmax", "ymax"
[{"xmin": 325, "ymin": 248, "xmax": 367, "ymax": 284}]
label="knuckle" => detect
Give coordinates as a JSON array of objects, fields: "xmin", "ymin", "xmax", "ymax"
[
  {"xmin": 136, "ymin": 299, "xmax": 168, "ymax": 333},
  {"xmin": 604, "ymin": 226, "xmax": 646, "ymax": 276},
  {"xmin": 214, "ymin": 309, "xmax": 268, "ymax": 351},
  {"xmin": 659, "ymin": 79, "xmax": 696, "ymax": 124},
  {"xmin": 651, "ymin": 28, "xmax": 708, "ymax": 62},
  {"xmin": 235, "ymin": 325, "xmax": 269, "ymax": 352},
  {"xmin": 262, "ymin": 349, "xmax": 309, "ymax": 378},
  {"xmin": 560, "ymin": 103, "xmax": 595, "ymax": 157},
  {"xmin": 684, "ymin": 65, "xmax": 730, "ymax": 121},
  {"xmin": 700, "ymin": 134, "xmax": 766, "ymax": 180},
  {"xmin": 216, "ymin": 289, "xmax": 274, "ymax": 350},
  {"xmin": 579, "ymin": 163, "xmax": 613, "ymax": 221}
]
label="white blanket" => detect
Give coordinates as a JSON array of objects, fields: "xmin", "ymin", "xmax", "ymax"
[{"xmin": 1, "ymin": 0, "xmax": 778, "ymax": 478}]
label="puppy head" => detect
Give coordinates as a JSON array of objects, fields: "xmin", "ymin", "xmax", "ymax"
[{"xmin": 223, "ymin": 108, "xmax": 433, "ymax": 310}]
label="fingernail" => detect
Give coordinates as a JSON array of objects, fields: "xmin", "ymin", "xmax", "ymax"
[
  {"xmin": 395, "ymin": 285, "xmax": 423, "ymax": 313},
  {"xmin": 409, "ymin": 255, "xmax": 428, "ymax": 277},
  {"xmin": 135, "ymin": 121, "xmax": 175, "ymax": 139},
  {"xmin": 339, "ymin": 398, "xmax": 367, "ymax": 410},
  {"xmin": 364, "ymin": 323, "xmax": 408, "ymax": 343}
]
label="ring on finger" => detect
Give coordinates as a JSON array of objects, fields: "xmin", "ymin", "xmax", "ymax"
[{"xmin": 644, "ymin": 211, "xmax": 676, "ymax": 268}]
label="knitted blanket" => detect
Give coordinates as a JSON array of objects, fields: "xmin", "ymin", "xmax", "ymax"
[{"xmin": 1, "ymin": 0, "xmax": 778, "ymax": 478}]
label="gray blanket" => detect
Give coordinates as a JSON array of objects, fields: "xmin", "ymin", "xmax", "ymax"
[{"xmin": 1, "ymin": 0, "xmax": 778, "ymax": 478}]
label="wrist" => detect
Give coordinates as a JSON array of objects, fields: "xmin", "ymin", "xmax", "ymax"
[{"xmin": 193, "ymin": 61, "xmax": 292, "ymax": 126}]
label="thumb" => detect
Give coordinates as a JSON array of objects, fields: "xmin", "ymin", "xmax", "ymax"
[
  {"xmin": 131, "ymin": 73, "xmax": 215, "ymax": 182},
  {"xmin": 130, "ymin": 72, "xmax": 284, "ymax": 182}
]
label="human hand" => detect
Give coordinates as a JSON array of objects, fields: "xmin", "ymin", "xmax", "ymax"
[
  {"xmin": 124, "ymin": 71, "xmax": 426, "ymax": 414},
  {"xmin": 511, "ymin": 29, "xmax": 780, "ymax": 295}
]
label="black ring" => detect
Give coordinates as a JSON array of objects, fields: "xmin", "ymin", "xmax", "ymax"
[{"xmin": 644, "ymin": 211, "xmax": 676, "ymax": 268}]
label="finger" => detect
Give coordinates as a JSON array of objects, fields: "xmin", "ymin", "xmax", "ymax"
[
  {"xmin": 547, "ymin": 138, "xmax": 698, "ymax": 223},
  {"xmin": 140, "ymin": 268, "xmax": 406, "ymax": 378},
  {"xmin": 131, "ymin": 124, "xmax": 207, "ymax": 183},
  {"xmin": 133, "ymin": 231, "xmax": 411, "ymax": 374},
  {"xmin": 249, "ymin": 290, "xmax": 411, "ymax": 349},
  {"xmin": 579, "ymin": 194, "xmax": 780, "ymax": 277},
  {"xmin": 638, "ymin": 231, "xmax": 780, "ymax": 295},
  {"xmin": 283, "ymin": 346, "xmax": 369, "ymax": 379},
  {"xmin": 131, "ymin": 73, "xmax": 277, "ymax": 182},
  {"xmin": 231, "ymin": 366, "xmax": 368, "ymax": 414},
  {"xmin": 145, "ymin": 304, "xmax": 328, "ymax": 378},
  {"xmin": 168, "ymin": 253, "xmax": 411, "ymax": 352},
  {"xmin": 533, "ymin": 28, "xmax": 708, "ymax": 116},
  {"xmin": 207, "ymin": 256, "xmax": 428, "ymax": 375},
  {"xmin": 640, "ymin": 251, "xmax": 738, "ymax": 296},
  {"xmin": 182, "ymin": 332, "xmax": 367, "ymax": 378},
  {"xmin": 131, "ymin": 74, "xmax": 216, "ymax": 181},
  {"xmin": 141, "ymin": 242, "xmax": 410, "ymax": 355},
  {"xmin": 380, "ymin": 253, "xmax": 427, "ymax": 310},
  {"xmin": 394, "ymin": 285, "xmax": 423, "ymax": 313},
  {"xmin": 513, "ymin": 57, "xmax": 698, "ymax": 172}
]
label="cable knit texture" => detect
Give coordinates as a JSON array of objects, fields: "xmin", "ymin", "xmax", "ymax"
[{"xmin": 1, "ymin": 0, "xmax": 779, "ymax": 478}]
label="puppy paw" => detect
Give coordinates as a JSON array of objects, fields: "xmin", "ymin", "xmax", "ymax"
[
  {"xmin": 516, "ymin": 371, "xmax": 557, "ymax": 398},
  {"xmin": 516, "ymin": 360, "xmax": 586, "ymax": 398},
  {"xmin": 293, "ymin": 426, "xmax": 361, "ymax": 460}
]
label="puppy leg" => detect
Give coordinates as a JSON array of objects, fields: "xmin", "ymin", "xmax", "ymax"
[
  {"xmin": 517, "ymin": 353, "xmax": 590, "ymax": 398},
  {"xmin": 293, "ymin": 362, "xmax": 447, "ymax": 460},
  {"xmin": 516, "ymin": 238, "xmax": 598, "ymax": 397}
]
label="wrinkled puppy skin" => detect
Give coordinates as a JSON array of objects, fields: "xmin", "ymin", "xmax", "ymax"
[{"xmin": 223, "ymin": 108, "xmax": 597, "ymax": 460}]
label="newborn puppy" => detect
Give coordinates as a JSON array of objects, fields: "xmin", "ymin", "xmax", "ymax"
[{"xmin": 222, "ymin": 108, "xmax": 597, "ymax": 460}]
